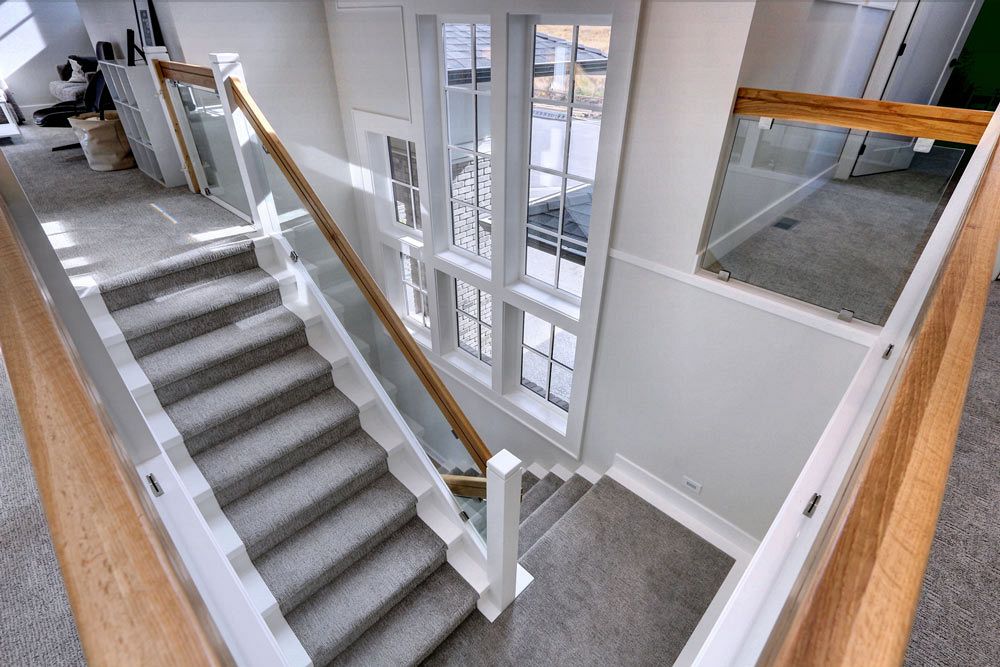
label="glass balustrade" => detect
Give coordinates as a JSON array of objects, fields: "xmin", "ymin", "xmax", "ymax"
[
  {"xmin": 702, "ymin": 118, "xmax": 966, "ymax": 325},
  {"xmin": 175, "ymin": 83, "xmax": 253, "ymax": 217},
  {"xmin": 245, "ymin": 131, "xmax": 488, "ymax": 539}
]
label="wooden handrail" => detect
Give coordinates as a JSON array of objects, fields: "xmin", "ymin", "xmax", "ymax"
[
  {"xmin": 762, "ymin": 116, "xmax": 1000, "ymax": 665},
  {"xmin": 443, "ymin": 474, "xmax": 488, "ymax": 500},
  {"xmin": 734, "ymin": 88, "xmax": 992, "ymax": 144},
  {"xmin": 155, "ymin": 59, "xmax": 217, "ymax": 91},
  {"xmin": 225, "ymin": 76, "xmax": 493, "ymax": 474},
  {"xmin": 0, "ymin": 198, "xmax": 226, "ymax": 665}
]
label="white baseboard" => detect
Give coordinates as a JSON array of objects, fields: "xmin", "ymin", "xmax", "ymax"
[
  {"xmin": 706, "ymin": 165, "xmax": 836, "ymax": 261},
  {"xmin": 606, "ymin": 454, "xmax": 759, "ymax": 562}
]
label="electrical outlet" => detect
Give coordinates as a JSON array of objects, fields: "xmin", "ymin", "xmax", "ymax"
[{"xmin": 683, "ymin": 476, "xmax": 703, "ymax": 495}]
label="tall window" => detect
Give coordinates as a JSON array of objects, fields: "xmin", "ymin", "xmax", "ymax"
[
  {"xmin": 400, "ymin": 249, "xmax": 430, "ymax": 329},
  {"xmin": 455, "ymin": 279, "xmax": 492, "ymax": 365},
  {"xmin": 442, "ymin": 23, "xmax": 493, "ymax": 259},
  {"xmin": 524, "ymin": 26, "xmax": 609, "ymax": 297},
  {"xmin": 521, "ymin": 313, "xmax": 576, "ymax": 411},
  {"xmin": 388, "ymin": 137, "xmax": 421, "ymax": 230}
]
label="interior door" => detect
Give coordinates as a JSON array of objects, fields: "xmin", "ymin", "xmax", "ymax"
[{"xmin": 852, "ymin": 0, "xmax": 983, "ymax": 176}]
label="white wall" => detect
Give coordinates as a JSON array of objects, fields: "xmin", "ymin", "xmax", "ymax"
[{"xmin": 0, "ymin": 0, "xmax": 93, "ymax": 110}]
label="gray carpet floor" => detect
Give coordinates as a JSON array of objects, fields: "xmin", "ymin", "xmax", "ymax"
[
  {"xmin": 0, "ymin": 352, "xmax": 85, "ymax": 666},
  {"xmin": 427, "ymin": 477, "xmax": 735, "ymax": 666},
  {"xmin": 709, "ymin": 150, "xmax": 962, "ymax": 325},
  {"xmin": 905, "ymin": 279, "xmax": 1000, "ymax": 667},
  {"xmin": 0, "ymin": 125, "xmax": 252, "ymax": 281}
]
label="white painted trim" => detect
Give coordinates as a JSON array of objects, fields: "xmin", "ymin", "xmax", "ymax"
[
  {"xmin": 607, "ymin": 454, "xmax": 759, "ymax": 562},
  {"xmin": 608, "ymin": 248, "xmax": 880, "ymax": 348},
  {"xmin": 705, "ymin": 164, "xmax": 837, "ymax": 260}
]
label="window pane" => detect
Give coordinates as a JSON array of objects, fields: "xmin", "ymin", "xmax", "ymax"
[
  {"xmin": 530, "ymin": 103, "xmax": 567, "ymax": 171},
  {"xmin": 457, "ymin": 312, "xmax": 480, "ymax": 357},
  {"xmin": 447, "ymin": 90, "xmax": 476, "ymax": 149},
  {"xmin": 562, "ymin": 180, "xmax": 591, "ymax": 242},
  {"xmin": 443, "ymin": 23, "xmax": 474, "ymax": 89},
  {"xmin": 574, "ymin": 26, "xmax": 610, "ymax": 106},
  {"xmin": 475, "ymin": 24, "xmax": 492, "ymax": 91},
  {"xmin": 403, "ymin": 284, "xmax": 420, "ymax": 319},
  {"xmin": 420, "ymin": 293, "xmax": 431, "ymax": 328},
  {"xmin": 549, "ymin": 363, "xmax": 573, "ymax": 411},
  {"xmin": 408, "ymin": 141, "xmax": 419, "ymax": 186},
  {"xmin": 477, "ymin": 95, "xmax": 491, "ymax": 154},
  {"xmin": 478, "ymin": 213, "xmax": 493, "ymax": 259},
  {"xmin": 520, "ymin": 347, "xmax": 548, "ymax": 398},
  {"xmin": 480, "ymin": 290, "xmax": 492, "ymax": 326},
  {"xmin": 558, "ymin": 240, "xmax": 586, "ymax": 297},
  {"xmin": 527, "ymin": 170, "xmax": 562, "ymax": 233},
  {"xmin": 553, "ymin": 327, "xmax": 576, "ymax": 369},
  {"xmin": 522, "ymin": 313, "xmax": 551, "ymax": 355},
  {"xmin": 480, "ymin": 326, "xmax": 493, "ymax": 365},
  {"xmin": 533, "ymin": 25, "xmax": 574, "ymax": 102},
  {"xmin": 388, "ymin": 136, "xmax": 410, "ymax": 184},
  {"xmin": 455, "ymin": 279, "xmax": 478, "ymax": 318},
  {"xmin": 393, "ymin": 182, "xmax": 415, "ymax": 228},
  {"xmin": 449, "ymin": 149, "xmax": 476, "ymax": 204},
  {"xmin": 568, "ymin": 109, "xmax": 601, "ymax": 181},
  {"xmin": 412, "ymin": 189, "xmax": 423, "ymax": 231},
  {"xmin": 452, "ymin": 201, "xmax": 478, "ymax": 253},
  {"xmin": 401, "ymin": 253, "xmax": 419, "ymax": 283},
  {"xmin": 526, "ymin": 227, "xmax": 557, "ymax": 286},
  {"xmin": 477, "ymin": 156, "xmax": 492, "ymax": 210}
]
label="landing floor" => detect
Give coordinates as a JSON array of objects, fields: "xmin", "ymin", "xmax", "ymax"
[{"xmin": 428, "ymin": 478, "xmax": 735, "ymax": 665}]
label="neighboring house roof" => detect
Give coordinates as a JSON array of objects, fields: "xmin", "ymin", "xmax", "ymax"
[
  {"xmin": 527, "ymin": 184, "xmax": 592, "ymax": 261},
  {"xmin": 444, "ymin": 24, "xmax": 608, "ymax": 87}
]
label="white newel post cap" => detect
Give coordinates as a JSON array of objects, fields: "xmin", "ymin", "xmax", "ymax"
[
  {"xmin": 487, "ymin": 449, "xmax": 522, "ymax": 479},
  {"xmin": 209, "ymin": 53, "xmax": 241, "ymax": 64}
]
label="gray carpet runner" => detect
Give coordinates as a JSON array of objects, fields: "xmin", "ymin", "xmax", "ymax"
[{"xmin": 101, "ymin": 240, "xmax": 476, "ymax": 666}]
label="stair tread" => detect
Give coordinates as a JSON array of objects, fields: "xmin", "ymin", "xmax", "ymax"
[
  {"xmin": 331, "ymin": 564, "xmax": 476, "ymax": 667},
  {"xmin": 257, "ymin": 474, "xmax": 417, "ymax": 614},
  {"xmin": 100, "ymin": 239, "xmax": 256, "ymax": 311},
  {"xmin": 112, "ymin": 267, "xmax": 279, "ymax": 342},
  {"xmin": 519, "ymin": 472, "xmax": 564, "ymax": 522},
  {"xmin": 194, "ymin": 386, "xmax": 360, "ymax": 506},
  {"xmin": 521, "ymin": 470, "xmax": 540, "ymax": 494},
  {"xmin": 287, "ymin": 518, "xmax": 445, "ymax": 666},
  {"xmin": 519, "ymin": 474, "xmax": 593, "ymax": 557},
  {"xmin": 224, "ymin": 429, "xmax": 388, "ymax": 559},
  {"xmin": 166, "ymin": 347, "xmax": 332, "ymax": 453},
  {"xmin": 139, "ymin": 305, "xmax": 307, "ymax": 405}
]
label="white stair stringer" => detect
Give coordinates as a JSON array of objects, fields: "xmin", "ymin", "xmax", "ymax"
[{"xmin": 253, "ymin": 235, "xmax": 492, "ymax": 620}]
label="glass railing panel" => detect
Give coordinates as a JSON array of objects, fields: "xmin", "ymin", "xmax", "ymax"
[
  {"xmin": 703, "ymin": 118, "xmax": 966, "ymax": 325},
  {"xmin": 175, "ymin": 82, "xmax": 252, "ymax": 216},
  {"xmin": 245, "ymin": 131, "xmax": 488, "ymax": 539}
]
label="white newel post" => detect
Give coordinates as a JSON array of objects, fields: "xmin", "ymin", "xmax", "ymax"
[
  {"xmin": 208, "ymin": 53, "xmax": 281, "ymax": 235},
  {"xmin": 480, "ymin": 449, "xmax": 532, "ymax": 621}
]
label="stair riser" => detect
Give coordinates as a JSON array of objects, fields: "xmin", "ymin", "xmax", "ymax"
[
  {"xmin": 126, "ymin": 289, "xmax": 283, "ymax": 358},
  {"xmin": 181, "ymin": 373, "xmax": 335, "ymax": 456},
  {"xmin": 279, "ymin": 503, "xmax": 418, "ymax": 615},
  {"xmin": 103, "ymin": 250, "xmax": 260, "ymax": 311},
  {"xmin": 312, "ymin": 550, "xmax": 447, "ymax": 666},
  {"xmin": 208, "ymin": 417, "xmax": 363, "ymax": 507},
  {"xmin": 242, "ymin": 458, "xmax": 389, "ymax": 561},
  {"xmin": 152, "ymin": 327, "xmax": 310, "ymax": 406}
]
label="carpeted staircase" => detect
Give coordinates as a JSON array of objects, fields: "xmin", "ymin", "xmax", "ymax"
[{"xmin": 101, "ymin": 240, "xmax": 478, "ymax": 666}]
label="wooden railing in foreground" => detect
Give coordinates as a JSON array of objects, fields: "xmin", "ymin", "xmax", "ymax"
[
  {"xmin": 225, "ymin": 76, "xmax": 493, "ymax": 474},
  {"xmin": 762, "ymin": 116, "xmax": 1000, "ymax": 665},
  {"xmin": 0, "ymin": 198, "xmax": 226, "ymax": 666},
  {"xmin": 441, "ymin": 474, "xmax": 488, "ymax": 500},
  {"xmin": 735, "ymin": 87, "xmax": 992, "ymax": 144},
  {"xmin": 155, "ymin": 60, "xmax": 217, "ymax": 91}
]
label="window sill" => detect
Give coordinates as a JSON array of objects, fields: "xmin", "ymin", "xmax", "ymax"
[
  {"xmin": 403, "ymin": 319, "xmax": 433, "ymax": 351},
  {"xmin": 436, "ymin": 249, "xmax": 491, "ymax": 283},
  {"xmin": 442, "ymin": 349, "xmax": 492, "ymax": 387},
  {"xmin": 505, "ymin": 386, "xmax": 568, "ymax": 436},
  {"xmin": 507, "ymin": 280, "xmax": 581, "ymax": 329}
]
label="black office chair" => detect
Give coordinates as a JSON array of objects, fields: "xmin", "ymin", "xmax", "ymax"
[{"xmin": 32, "ymin": 42, "xmax": 116, "ymax": 138}]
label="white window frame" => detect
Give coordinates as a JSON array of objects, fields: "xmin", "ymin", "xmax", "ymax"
[{"xmin": 348, "ymin": 3, "xmax": 640, "ymax": 458}]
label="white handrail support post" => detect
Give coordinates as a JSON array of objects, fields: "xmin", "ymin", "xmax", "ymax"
[
  {"xmin": 479, "ymin": 449, "xmax": 533, "ymax": 621},
  {"xmin": 208, "ymin": 53, "xmax": 281, "ymax": 236}
]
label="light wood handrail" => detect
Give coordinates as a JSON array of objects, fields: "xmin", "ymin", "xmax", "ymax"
[
  {"xmin": 734, "ymin": 87, "xmax": 992, "ymax": 144},
  {"xmin": 442, "ymin": 474, "xmax": 488, "ymax": 500},
  {"xmin": 156, "ymin": 59, "xmax": 217, "ymax": 91},
  {"xmin": 225, "ymin": 76, "xmax": 493, "ymax": 474},
  {"xmin": 762, "ymin": 117, "xmax": 1000, "ymax": 665},
  {"xmin": 0, "ymin": 198, "xmax": 227, "ymax": 665}
]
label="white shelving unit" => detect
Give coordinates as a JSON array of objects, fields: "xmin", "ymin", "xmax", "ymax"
[{"xmin": 100, "ymin": 58, "xmax": 184, "ymax": 187}]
